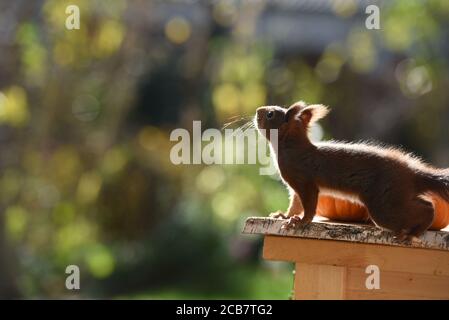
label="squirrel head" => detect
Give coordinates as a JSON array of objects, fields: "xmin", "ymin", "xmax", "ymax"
[{"xmin": 255, "ymin": 101, "xmax": 329, "ymax": 142}]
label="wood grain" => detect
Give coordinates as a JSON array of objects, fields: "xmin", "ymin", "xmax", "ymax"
[
  {"xmin": 345, "ymin": 267, "xmax": 449, "ymax": 300},
  {"xmin": 294, "ymin": 263, "xmax": 346, "ymax": 300},
  {"xmin": 263, "ymin": 235, "xmax": 449, "ymax": 276}
]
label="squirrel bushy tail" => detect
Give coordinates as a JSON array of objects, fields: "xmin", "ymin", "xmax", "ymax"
[{"xmin": 416, "ymin": 169, "xmax": 449, "ymax": 202}]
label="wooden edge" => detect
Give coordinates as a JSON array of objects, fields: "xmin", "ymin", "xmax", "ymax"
[
  {"xmin": 242, "ymin": 217, "xmax": 449, "ymax": 251},
  {"xmin": 263, "ymin": 236, "xmax": 449, "ymax": 276}
]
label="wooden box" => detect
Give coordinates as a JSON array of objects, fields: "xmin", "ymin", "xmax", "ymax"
[{"xmin": 243, "ymin": 217, "xmax": 449, "ymax": 299}]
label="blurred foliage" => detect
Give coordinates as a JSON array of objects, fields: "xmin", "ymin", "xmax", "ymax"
[{"xmin": 0, "ymin": 0, "xmax": 448, "ymax": 298}]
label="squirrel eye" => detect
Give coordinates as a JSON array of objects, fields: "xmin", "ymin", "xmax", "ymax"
[{"xmin": 266, "ymin": 111, "xmax": 274, "ymax": 120}]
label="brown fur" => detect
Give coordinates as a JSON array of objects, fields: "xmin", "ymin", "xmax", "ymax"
[{"xmin": 256, "ymin": 101, "xmax": 449, "ymax": 239}]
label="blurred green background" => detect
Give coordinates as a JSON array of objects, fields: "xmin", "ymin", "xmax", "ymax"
[{"xmin": 0, "ymin": 0, "xmax": 448, "ymax": 299}]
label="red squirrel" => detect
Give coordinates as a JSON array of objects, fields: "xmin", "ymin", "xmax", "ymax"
[{"xmin": 255, "ymin": 101, "xmax": 449, "ymax": 240}]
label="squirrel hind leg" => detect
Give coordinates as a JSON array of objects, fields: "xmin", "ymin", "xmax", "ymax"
[
  {"xmin": 368, "ymin": 197, "xmax": 434, "ymax": 241},
  {"xmin": 392, "ymin": 230, "xmax": 422, "ymax": 245},
  {"xmin": 392, "ymin": 198, "xmax": 434, "ymax": 241},
  {"xmin": 404, "ymin": 197, "xmax": 434, "ymax": 238},
  {"xmin": 393, "ymin": 229, "xmax": 413, "ymax": 242}
]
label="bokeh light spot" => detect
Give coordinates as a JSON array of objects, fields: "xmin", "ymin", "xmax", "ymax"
[
  {"xmin": 5, "ymin": 206, "xmax": 27, "ymax": 241},
  {"xmin": 0, "ymin": 86, "xmax": 29, "ymax": 127},
  {"xmin": 331, "ymin": 0, "xmax": 358, "ymax": 18},
  {"xmin": 77, "ymin": 172, "xmax": 102, "ymax": 204},
  {"xmin": 196, "ymin": 166, "xmax": 226, "ymax": 194},
  {"xmin": 213, "ymin": 83, "xmax": 240, "ymax": 120},
  {"xmin": 85, "ymin": 245, "xmax": 115, "ymax": 279},
  {"xmin": 165, "ymin": 17, "xmax": 191, "ymax": 44},
  {"xmin": 93, "ymin": 19, "xmax": 125, "ymax": 57},
  {"xmin": 71, "ymin": 94, "xmax": 100, "ymax": 122}
]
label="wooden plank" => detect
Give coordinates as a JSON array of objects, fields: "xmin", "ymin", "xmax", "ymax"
[
  {"xmin": 263, "ymin": 235, "xmax": 449, "ymax": 276},
  {"xmin": 346, "ymin": 268, "xmax": 449, "ymax": 300},
  {"xmin": 243, "ymin": 217, "xmax": 449, "ymax": 251},
  {"xmin": 294, "ymin": 263, "xmax": 346, "ymax": 300}
]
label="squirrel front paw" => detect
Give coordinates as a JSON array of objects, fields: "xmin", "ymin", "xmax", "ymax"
[
  {"xmin": 269, "ymin": 211, "xmax": 289, "ymax": 219},
  {"xmin": 281, "ymin": 215, "xmax": 312, "ymax": 230},
  {"xmin": 281, "ymin": 215, "xmax": 302, "ymax": 230}
]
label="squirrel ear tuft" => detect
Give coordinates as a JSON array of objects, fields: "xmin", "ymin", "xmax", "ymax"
[{"xmin": 299, "ymin": 104, "xmax": 329, "ymax": 126}]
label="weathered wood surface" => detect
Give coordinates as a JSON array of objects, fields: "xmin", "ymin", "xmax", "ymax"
[{"xmin": 242, "ymin": 217, "xmax": 449, "ymax": 251}]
